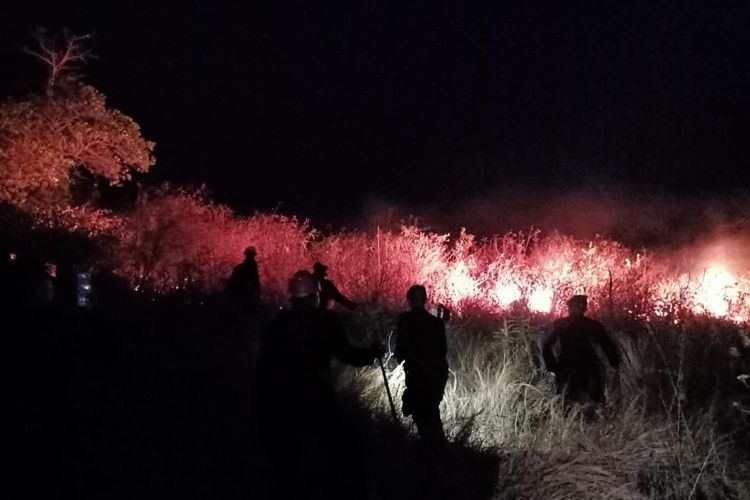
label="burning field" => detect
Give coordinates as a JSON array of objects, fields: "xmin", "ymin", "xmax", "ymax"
[
  {"xmin": 50, "ymin": 188, "xmax": 750, "ymax": 325},
  {"xmin": 4, "ymin": 183, "xmax": 750, "ymax": 500},
  {"xmin": 2, "ymin": 62, "xmax": 750, "ymax": 500},
  {"xmin": 3, "ymin": 16, "xmax": 750, "ymax": 497}
]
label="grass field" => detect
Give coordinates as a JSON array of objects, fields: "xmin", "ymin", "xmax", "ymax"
[
  {"xmin": 337, "ymin": 309, "xmax": 750, "ymax": 499},
  {"xmin": 3, "ymin": 285, "xmax": 750, "ymax": 499},
  {"xmin": 3, "ymin": 204, "xmax": 750, "ymax": 498}
]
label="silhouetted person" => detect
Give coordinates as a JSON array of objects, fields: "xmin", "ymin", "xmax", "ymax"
[
  {"xmin": 542, "ymin": 295, "xmax": 620, "ymax": 406},
  {"xmin": 257, "ymin": 270, "xmax": 382, "ymax": 499},
  {"xmin": 395, "ymin": 285, "xmax": 449, "ymax": 444},
  {"xmin": 226, "ymin": 246, "xmax": 261, "ymax": 310},
  {"xmin": 433, "ymin": 303, "xmax": 451, "ymax": 322},
  {"xmin": 312, "ymin": 261, "xmax": 357, "ymax": 310}
]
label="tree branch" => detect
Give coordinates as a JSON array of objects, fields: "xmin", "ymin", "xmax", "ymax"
[{"xmin": 22, "ymin": 28, "xmax": 94, "ymax": 96}]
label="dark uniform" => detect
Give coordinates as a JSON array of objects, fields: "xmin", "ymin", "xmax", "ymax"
[
  {"xmin": 226, "ymin": 257, "xmax": 260, "ymax": 308},
  {"xmin": 542, "ymin": 314, "xmax": 619, "ymax": 404},
  {"xmin": 258, "ymin": 305, "xmax": 377, "ymax": 411},
  {"xmin": 395, "ymin": 308, "xmax": 449, "ymax": 442},
  {"xmin": 318, "ymin": 278, "xmax": 357, "ymax": 310},
  {"xmin": 257, "ymin": 303, "xmax": 378, "ymax": 498},
  {"xmin": 312, "ymin": 262, "xmax": 357, "ymax": 310}
]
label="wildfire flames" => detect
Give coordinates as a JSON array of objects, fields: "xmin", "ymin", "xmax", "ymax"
[
  {"xmin": 528, "ymin": 288, "xmax": 554, "ymax": 314},
  {"xmin": 694, "ymin": 265, "xmax": 742, "ymax": 319},
  {"xmin": 436, "ymin": 256, "xmax": 750, "ymax": 322},
  {"xmin": 376, "ymin": 230, "xmax": 750, "ymax": 322},
  {"xmin": 492, "ymin": 282, "xmax": 522, "ymax": 308},
  {"xmin": 14, "ymin": 190, "xmax": 750, "ymax": 324}
]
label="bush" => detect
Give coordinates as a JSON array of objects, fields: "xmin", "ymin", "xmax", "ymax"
[{"xmin": 110, "ymin": 189, "xmax": 313, "ymax": 301}]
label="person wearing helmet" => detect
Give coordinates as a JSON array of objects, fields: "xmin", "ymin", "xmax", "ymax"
[
  {"xmin": 256, "ymin": 270, "xmax": 382, "ymax": 498},
  {"xmin": 394, "ymin": 285, "xmax": 449, "ymax": 444},
  {"xmin": 542, "ymin": 295, "xmax": 620, "ymax": 407},
  {"xmin": 312, "ymin": 262, "xmax": 358, "ymax": 310},
  {"xmin": 226, "ymin": 246, "xmax": 261, "ymax": 310}
]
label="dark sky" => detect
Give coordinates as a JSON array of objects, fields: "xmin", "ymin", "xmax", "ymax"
[{"xmin": 2, "ymin": 2, "xmax": 750, "ymax": 221}]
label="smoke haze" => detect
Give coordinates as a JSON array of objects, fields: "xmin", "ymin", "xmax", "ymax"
[{"xmin": 357, "ymin": 185, "xmax": 750, "ymax": 273}]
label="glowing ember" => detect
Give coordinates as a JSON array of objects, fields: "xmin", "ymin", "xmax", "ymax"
[{"xmin": 528, "ymin": 287, "xmax": 553, "ymax": 313}]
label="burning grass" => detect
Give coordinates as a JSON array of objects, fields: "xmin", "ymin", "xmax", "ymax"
[
  {"xmin": 5, "ymin": 197, "xmax": 750, "ymax": 498},
  {"xmin": 71, "ymin": 192, "xmax": 750, "ymax": 325},
  {"xmin": 14, "ymin": 189, "xmax": 750, "ymax": 324}
]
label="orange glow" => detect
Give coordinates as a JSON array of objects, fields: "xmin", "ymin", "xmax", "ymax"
[{"xmin": 695, "ymin": 265, "xmax": 736, "ymax": 318}]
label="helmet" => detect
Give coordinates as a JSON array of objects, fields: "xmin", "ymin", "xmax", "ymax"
[
  {"xmin": 288, "ymin": 270, "xmax": 319, "ymax": 298},
  {"xmin": 312, "ymin": 261, "xmax": 328, "ymax": 274},
  {"xmin": 567, "ymin": 295, "xmax": 588, "ymax": 308}
]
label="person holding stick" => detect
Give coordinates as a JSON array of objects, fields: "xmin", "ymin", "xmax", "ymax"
[{"xmin": 256, "ymin": 270, "xmax": 382, "ymax": 498}]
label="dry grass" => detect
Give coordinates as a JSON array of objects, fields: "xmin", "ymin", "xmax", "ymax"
[
  {"xmin": 16, "ymin": 196, "xmax": 750, "ymax": 496},
  {"xmin": 337, "ymin": 313, "xmax": 750, "ymax": 499},
  {"xmin": 25, "ymin": 192, "xmax": 750, "ymax": 324},
  {"xmin": 86, "ymin": 199, "xmax": 750, "ymax": 322}
]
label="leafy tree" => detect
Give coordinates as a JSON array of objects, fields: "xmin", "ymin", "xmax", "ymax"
[{"xmin": 0, "ymin": 30, "xmax": 154, "ymax": 211}]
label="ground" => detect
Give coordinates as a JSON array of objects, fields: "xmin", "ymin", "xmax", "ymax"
[{"xmin": 6, "ymin": 297, "xmax": 750, "ymax": 499}]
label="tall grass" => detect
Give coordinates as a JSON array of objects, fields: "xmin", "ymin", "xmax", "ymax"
[
  {"xmin": 7, "ymin": 195, "xmax": 750, "ymax": 497},
  {"xmin": 27, "ymin": 189, "xmax": 750, "ymax": 322},
  {"xmin": 337, "ymin": 313, "xmax": 750, "ymax": 499}
]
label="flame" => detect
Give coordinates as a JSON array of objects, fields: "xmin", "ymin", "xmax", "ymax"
[
  {"xmin": 695, "ymin": 265, "xmax": 736, "ymax": 318},
  {"xmin": 492, "ymin": 282, "xmax": 522, "ymax": 308},
  {"xmin": 442, "ymin": 251, "xmax": 749, "ymax": 321},
  {"xmin": 446, "ymin": 260, "xmax": 479, "ymax": 303},
  {"xmin": 528, "ymin": 287, "xmax": 553, "ymax": 313}
]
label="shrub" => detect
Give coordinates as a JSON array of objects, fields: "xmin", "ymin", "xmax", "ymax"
[{"xmin": 111, "ymin": 189, "xmax": 313, "ymax": 301}]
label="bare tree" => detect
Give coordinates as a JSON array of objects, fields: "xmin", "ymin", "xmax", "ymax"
[{"xmin": 23, "ymin": 28, "xmax": 93, "ymax": 97}]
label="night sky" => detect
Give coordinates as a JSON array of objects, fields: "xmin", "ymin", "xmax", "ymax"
[{"xmin": 2, "ymin": 2, "xmax": 750, "ymax": 222}]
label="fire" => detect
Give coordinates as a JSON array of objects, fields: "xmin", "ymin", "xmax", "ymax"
[
  {"xmin": 445, "ymin": 260, "xmax": 479, "ymax": 304},
  {"xmin": 695, "ymin": 265, "xmax": 737, "ymax": 318},
  {"xmin": 492, "ymin": 282, "xmax": 522, "ymax": 308},
  {"xmin": 528, "ymin": 287, "xmax": 554, "ymax": 313},
  {"xmin": 32, "ymin": 197, "xmax": 750, "ymax": 323}
]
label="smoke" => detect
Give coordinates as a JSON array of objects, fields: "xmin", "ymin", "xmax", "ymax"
[
  {"xmin": 357, "ymin": 184, "xmax": 750, "ymax": 272},
  {"xmin": 671, "ymin": 234, "xmax": 750, "ymax": 276}
]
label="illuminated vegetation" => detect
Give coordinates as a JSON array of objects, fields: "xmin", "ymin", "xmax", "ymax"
[
  {"xmin": 2, "ymin": 31, "xmax": 749, "ymax": 499},
  {"xmin": 90, "ymin": 198, "xmax": 750, "ymax": 325},
  {"xmin": 340, "ymin": 314, "xmax": 750, "ymax": 499},
  {"xmin": 0, "ymin": 85, "xmax": 154, "ymax": 210}
]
